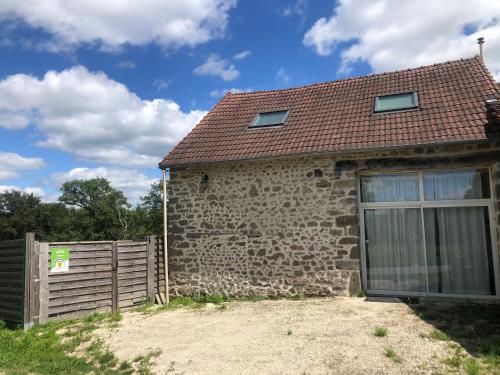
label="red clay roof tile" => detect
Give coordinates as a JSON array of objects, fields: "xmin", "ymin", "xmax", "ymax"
[{"xmin": 161, "ymin": 57, "xmax": 500, "ymax": 167}]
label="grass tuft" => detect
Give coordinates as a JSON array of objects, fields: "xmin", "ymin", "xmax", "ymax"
[
  {"xmin": 384, "ymin": 347, "xmax": 403, "ymax": 364},
  {"xmin": 429, "ymin": 329, "xmax": 450, "ymax": 341},
  {"xmin": 373, "ymin": 327, "xmax": 388, "ymax": 337}
]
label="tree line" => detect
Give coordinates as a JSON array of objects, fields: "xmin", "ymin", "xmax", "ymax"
[{"xmin": 0, "ymin": 178, "xmax": 165, "ymax": 241}]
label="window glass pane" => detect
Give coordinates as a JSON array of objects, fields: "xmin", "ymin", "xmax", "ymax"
[
  {"xmin": 361, "ymin": 174, "xmax": 419, "ymax": 202},
  {"xmin": 375, "ymin": 93, "xmax": 417, "ymax": 112},
  {"xmin": 424, "ymin": 207, "xmax": 495, "ymax": 295},
  {"xmin": 251, "ymin": 110, "xmax": 288, "ymax": 127},
  {"xmin": 423, "ymin": 169, "xmax": 490, "ymax": 201},
  {"xmin": 365, "ymin": 208, "xmax": 426, "ymax": 292}
]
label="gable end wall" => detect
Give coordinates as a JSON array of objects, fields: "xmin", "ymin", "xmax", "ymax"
[{"xmin": 166, "ymin": 141, "xmax": 500, "ymax": 297}]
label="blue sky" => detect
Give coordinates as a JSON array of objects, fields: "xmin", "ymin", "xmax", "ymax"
[{"xmin": 0, "ymin": 0, "xmax": 499, "ymax": 204}]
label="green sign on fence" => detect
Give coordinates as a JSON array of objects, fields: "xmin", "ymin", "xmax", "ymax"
[{"xmin": 51, "ymin": 248, "xmax": 70, "ymax": 273}]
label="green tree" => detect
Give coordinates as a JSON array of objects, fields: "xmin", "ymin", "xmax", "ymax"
[
  {"xmin": 0, "ymin": 190, "xmax": 41, "ymax": 240},
  {"xmin": 59, "ymin": 178, "xmax": 132, "ymax": 240},
  {"xmin": 138, "ymin": 180, "xmax": 165, "ymax": 236}
]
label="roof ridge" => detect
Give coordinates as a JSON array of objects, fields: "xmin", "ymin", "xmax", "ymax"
[{"xmin": 228, "ymin": 56, "xmax": 480, "ymax": 96}]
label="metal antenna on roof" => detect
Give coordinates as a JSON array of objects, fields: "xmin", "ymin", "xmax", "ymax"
[{"xmin": 477, "ymin": 37, "xmax": 485, "ymax": 61}]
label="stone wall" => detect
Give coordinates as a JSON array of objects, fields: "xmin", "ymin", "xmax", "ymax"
[{"xmin": 167, "ymin": 141, "xmax": 500, "ymax": 297}]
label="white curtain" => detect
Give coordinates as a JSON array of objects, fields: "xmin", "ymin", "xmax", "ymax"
[
  {"xmin": 424, "ymin": 207, "xmax": 494, "ymax": 295},
  {"xmin": 423, "ymin": 170, "xmax": 487, "ymax": 200},
  {"xmin": 361, "ymin": 174, "xmax": 419, "ymax": 202},
  {"xmin": 365, "ymin": 208, "xmax": 426, "ymax": 292}
]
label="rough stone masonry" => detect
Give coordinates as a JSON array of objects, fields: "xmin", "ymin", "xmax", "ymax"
[{"xmin": 166, "ymin": 142, "xmax": 500, "ymax": 297}]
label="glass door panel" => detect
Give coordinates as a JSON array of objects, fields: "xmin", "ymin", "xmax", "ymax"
[
  {"xmin": 364, "ymin": 208, "xmax": 426, "ymax": 292},
  {"xmin": 424, "ymin": 207, "xmax": 495, "ymax": 295}
]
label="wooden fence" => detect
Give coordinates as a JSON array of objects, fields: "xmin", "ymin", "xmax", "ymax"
[
  {"xmin": 0, "ymin": 234, "xmax": 165, "ymax": 328},
  {"xmin": 0, "ymin": 235, "xmax": 28, "ymax": 326}
]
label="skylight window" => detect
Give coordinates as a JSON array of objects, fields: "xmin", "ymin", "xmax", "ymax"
[
  {"xmin": 250, "ymin": 110, "xmax": 289, "ymax": 128},
  {"xmin": 374, "ymin": 92, "xmax": 418, "ymax": 113}
]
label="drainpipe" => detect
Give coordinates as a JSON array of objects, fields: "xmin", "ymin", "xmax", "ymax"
[
  {"xmin": 162, "ymin": 168, "xmax": 170, "ymax": 304},
  {"xmin": 477, "ymin": 37, "xmax": 485, "ymax": 61}
]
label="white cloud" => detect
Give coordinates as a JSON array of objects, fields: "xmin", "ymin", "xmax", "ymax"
[
  {"xmin": 117, "ymin": 60, "xmax": 136, "ymax": 69},
  {"xmin": 210, "ymin": 87, "xmax": 252, "ymax": 98},
  {"xmin": 0, "ymin": 66, "xmax": 207, "ymax": 166},
  {"xmin": 303, "ymin": 0, "xmax": 500, "ymax": 80},
  {"xmin": 152, "ymin": 78, "xmax": 172, "ymax": 91},
  {"xmin": 52, "ymin": 167, "xmax": 157, "ymax": 205},
  {"xmin": 193, "ymin": 54, "xmax": 240, "ymax": 81},
  {"xmin": 0, "ymin": 151, "xmax": 46, "ymax": 180},
  {"xmin": 276, "ymin": 67, "xmax": 290, "ymax": 86},
  {"xmin": 0, "ymin": 0, "xmax": 236, "ymax": 51},
  {"xmin": 282, "ymin": 0, "xmax": 308, "ymax": 22},
  {"xmin": 233, "ymin": 50, "xmax": 251, "ymax": 60},
  {"xmin": 0, "ymin": 185, "xmax": 46, "ymax": 198}
]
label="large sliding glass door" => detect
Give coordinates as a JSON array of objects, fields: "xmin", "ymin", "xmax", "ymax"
[{"xmin": 360, "ymin": 169, "xmax": 499, "ymax": 297}]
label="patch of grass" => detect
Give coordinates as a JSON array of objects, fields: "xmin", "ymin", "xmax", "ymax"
[
  {"xmin": 373, "ymin": 327, "xmax": 388, "ymax": 337},
  {"xmin": 413, "ymin": 303, "xmax": 500, "ymax": 374},
  {"xmin": 442, "ymin": 347, "xmax": 463, "ymax": 368},
  {"xmin": 134, "ymin": 349, "xmax": 161, "ymax": 375},
  {"xmin": 287, "ymin": 329, "xmax": 293, "ymax": 336},
  {"xmin": 136, "ymin": 293, "xmax": 306, "ymax": 315},
  {"xmin": 289, "ymin": 292, "xmax": 304, "ymax": 300},
  {"xmin": 463, "ymin": 358, "xmax": 480, "ymax": 375},
  {"xmin": 384, "ymin": 347, "xmax": 403, "ymax": 364},
  {"xmin": 429, "ymin": 329, "xmax": 451, "ymax": 341},
  {"xmin": 357, "ymin": 289, "xmax": 366, "ymax": 298},
  {"xmin": 83, "ymin": 311, "xmax": 122, "ymax": 324},
  {"xmin": 0, "ymin": 312, "xmax": 132, "ymax": 375}
]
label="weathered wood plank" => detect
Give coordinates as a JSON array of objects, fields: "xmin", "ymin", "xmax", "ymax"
[
  {"xmin": 49, "ymin": 299, "xmax": 112, "ymax": 316},
  {"xmin": 49, "ymin": 291, "xmax": 112, "ymax": 307},
  {"xmin": 118, "ymin": 270, "xmax": 146, "ymax": 278},
  {"xmin": 118, "ymin": 265, "xmax": 147, "ymax": 274},
  {"xmin": 47, "ymin": 264, "xmax": 111, "ymax": 275},
  {"xmin": 30, "ymin": 241, "xmax": 41, "ymax": 325},
  {"xmin": 48, "ymin": 272, "xmax": 112, "ymax": 283},
  {"xmin": 0, "ymin": 239, "xmax": 24, "ymax": 249},
  {"xmin": 117, "ymin": 251, "xmax": 147, "ymax": 260},
  {"xmin": 23, "ymin": 233, "xmax": 34, "ymax": 328},
  {"xmin": 49, "ymin": 278, "xmax": 112, "ymax": 291},
  {"xmin": 118, "ymin": 283, "xmax": 147, "ymax": 294},
  {"xmin": 48, "ymin": 306, "xmax": 110, "ymax": 320},
  {"xmin": 111, "ymin": 241, "xmax": 118, "ymax": 313},
  {"xmin": 50, "ymin": 285, "xmax": 113, "ymax": 299},
  {"xmin": 39, "ymin": 242, "xmax": 49, "ymax": 324},
  {"xmin": 118, "ymin": 290, "xmax": 148, "ymax": 301}
]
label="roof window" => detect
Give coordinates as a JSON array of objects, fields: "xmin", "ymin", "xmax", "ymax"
[
  {"xmin": 374, "ymin": 92, "xmax": 418, "ymax": 113},
  {"xmin": 250, "ymin": 110, "xmax": 289, "ymax": 128}
]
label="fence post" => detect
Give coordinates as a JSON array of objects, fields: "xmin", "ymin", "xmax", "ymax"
[
  {"xmin": 23, "ymin": 233, "xmax": 36, "ymax": 329},
  {"xmin": 146, "ymin": 236, "xmax": 156, "ymax": 302},
  {"xmin": 111, "ymin": 241, "xmax": 118, "ymax": 313},
  {"xmin": 38, "ymin": 242, "xmax": 49, "ymax": 324}
]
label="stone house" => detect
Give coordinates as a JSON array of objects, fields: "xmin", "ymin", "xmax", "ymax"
[{"xmin": 160, "ymin": 57, "xmax": 500, "ymax": 299}]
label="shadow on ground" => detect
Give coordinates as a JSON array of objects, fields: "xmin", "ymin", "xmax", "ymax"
[{"xmin": 407, "ymin": 301, "xmax": 500, "ymax": 372}]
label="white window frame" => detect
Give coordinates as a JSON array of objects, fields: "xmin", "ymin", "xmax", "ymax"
[{"xmin": 358, "ymin": 167, "xmax": 500, "ymax": 299}]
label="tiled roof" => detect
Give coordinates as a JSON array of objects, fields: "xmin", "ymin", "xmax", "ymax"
[{"xmin": 161, "ymin": 57, "xmax": 500, "ymax": 167}]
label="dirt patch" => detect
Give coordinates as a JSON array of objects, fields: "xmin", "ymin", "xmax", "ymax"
[{"xmin": 97, "ymin": 297, "xmax": 456, "ymax": 374}]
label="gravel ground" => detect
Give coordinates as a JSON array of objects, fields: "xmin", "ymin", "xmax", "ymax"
[{"xmin": 97, "ymin": 297, "xmax": 457, "ymax": 375}]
